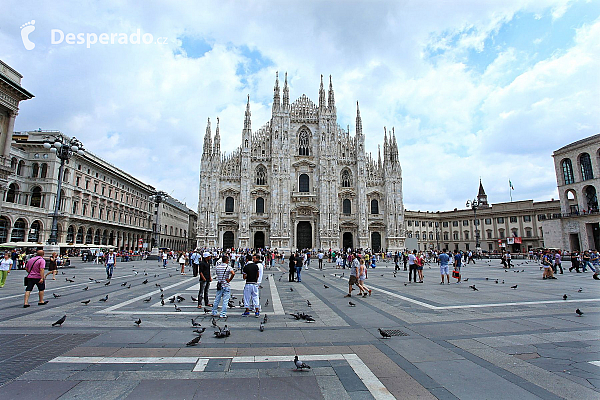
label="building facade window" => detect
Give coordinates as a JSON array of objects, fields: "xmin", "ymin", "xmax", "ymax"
[
  {"xmin": 370, "ymin": 199, "xmax": 379, "ymax": 214},
  {"xmin": 509, "ymin": 216, "xmax": 517, "ymax": 223},
  {"xmin": 580, "ymin": 153, "xmax": 594, "ymax": 180},
  {"xmin": 497, "ymin": 217, "xmax": 504, "ymax": 223},
  {"xmin": 562, "ymin": 158, "xmax": 574, "ymax": 184},
  {"xmin": 342, "ymin": 199, "xmax": 351, "ymax": 215},
  {"xmin": 299, "ymin": 174, "xmax": 309, "ymax": 192},
  {"xmin": 341, "ymin": 169, "xmax": 352, "ymax": 187},
  {"xmin": 256, "ymin": 197, "xmax": 265, "ymax": 214},
  {"xmin": 256, "ymin": 165, "xmax": 267, "ymax": 185},
  {"xmin": 523, "ymin": 215, "xmax": 531, "ymax": 222},
  {"xmin": 298, "ymin": 129, "xmax": 310, "ymax": 156},
  {"xmin": 225, "ymin": 196, "xmax": 234, "ymax": 213}
]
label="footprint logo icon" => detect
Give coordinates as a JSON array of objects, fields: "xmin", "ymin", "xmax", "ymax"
[{"xmin": 20, "ymin": 20, "xmax": 36, "ymax": 50}]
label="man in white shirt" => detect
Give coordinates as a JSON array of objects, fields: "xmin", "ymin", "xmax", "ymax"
[{"xmin": 318, "ymin": 251, "xmax": 324, "ymax": 270}]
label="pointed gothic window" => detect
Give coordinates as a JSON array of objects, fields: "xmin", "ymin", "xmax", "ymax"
[
  {"xmin": 561, "ymin": 159, "xmax": 574, "ymax": 185},
  {"xmin": 298, "ymin": 129, "xmax": 310, "ymax": 156},
  {"xmin": 256, "ymin": 165, "xmax": 267, "ymax": 185},
  {"xmin": 371, "ymin": 199, "xmax": 379, "ymax": 214},
  {"xmin": 580, "ymin": 153, "xmax": 594, "ymax": 181},
  {"xmin": 341, "ymin": 169, "xmax": 352, "ymax": 187}
]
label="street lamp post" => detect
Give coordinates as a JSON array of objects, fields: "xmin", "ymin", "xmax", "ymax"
[
  {"xmin": 435, "ymin": 229, "xmax": 440, "ymax": 251},
  {"xmin": 149, "ymin": 190, "xmax": 167, "ymax": 259},
  {"xmin": 43, "ymin": 135, "xmax": 85, "ymax": 246},
  {"xmin": 466, "ymin": 198, "xmax": 480, "ymax": 251}
]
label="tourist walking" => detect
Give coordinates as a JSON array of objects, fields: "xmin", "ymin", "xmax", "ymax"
[
  {"xmin": 295, "ymin": 252, "xmax": 303, "ymax": 282},
  {"xmin": 23, "ymin": 250, "xmax": 47, "ymax": 307},
  {"xmin": 242, "ymin": 254, "xmax": 261, "ymax": 317},
  {"xmin": 569, "ymin": 251, "xmax": 580, "ymax": 272},
  {"xmin": 190, "ymin": 249, "xmax": 201, "ymax": 277},
  {"xmin": 408, "ymin": 250, "xmax": 417, "ymax": 283},
  {"xmin": 0, "ymin": 252, "xmax": 12, "ymax": 287},
  {"xmin": 44, "ymin": 252, "xmax": 58, "ymax": 280},
  {"xmin": 438, "ymin": 249, "xmax": 450, "ymax": 284},
  {"xmin": 211, "ymin": 255, "xmax": 235, "ymax": 318},
  {"xmin": 105, "ymin": 250, "xmax": 116, "ymax": 279},
  {"xmin": 542, "ymin": 251, "xmax": 556, "ymax": 279},
  {"xmin": 178, "ymin": 252, "xmax": 187, "ymax": 275},
  {"xmin": 416, "ymin": 252, "xmax": 424, "ymax": 283},
  {"xmin": 345, "ymin": 253, "xmax": 360, "ymax": 297},
  {"xmin": 357, "ymin": 258, "xmax": 371, "ymax": 297},
  {"xmin": 198, "ymin": 252, "xmax": 212, "ymax": 308},
  {"xmin": 318, "ymin": 250, "xmax": 324, "ymax": 270}
]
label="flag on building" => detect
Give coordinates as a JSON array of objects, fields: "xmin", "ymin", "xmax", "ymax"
[{"xmin": 509, "ymin": 180, "xmax": 514, "ymax": 190}]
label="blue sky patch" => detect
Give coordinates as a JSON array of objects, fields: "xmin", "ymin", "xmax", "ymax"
[{"xmin": 176, "ymin": 35, "xmax": 213, "ymax": 58}]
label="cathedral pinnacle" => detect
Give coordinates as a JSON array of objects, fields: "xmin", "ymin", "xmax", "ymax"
[
  {"xmin": 244, "ymin": 95, "xmax": 252, "ymax": 132},
  {"xmin": 203, "ymin": 117, "xmax": 212, "ymax": 157},
  {"xmin": 283, "ymin": 72, "xmax": 289, "ymax": 107},
  {"xmin": 273, "ymin": 71, "xmax": 280, "ymax": 111},
  {"xmin": 356, "ymin": 101, "xmax": 362, "ymax": 136},
  {"xmin": 213, "ymin": 116, "xmax": 220, "ymax": 156},
  {"xmin": 328, "ymin": 75, "xmax": 335, "ymax": 110},
  {"xmin": 319, "ymin": 74, "xmax": 325, "ymax": 109}
]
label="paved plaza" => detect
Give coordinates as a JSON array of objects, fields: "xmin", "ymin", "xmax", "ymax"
[{"xmin": 0, "ymin": 257, "xmax": 599, "ymax": 400}]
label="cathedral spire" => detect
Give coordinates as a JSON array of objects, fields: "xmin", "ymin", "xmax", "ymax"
[
  {"xmin": 244, "ymin": 95, "xmax": 251, "ymax": 132},
  {"xmin": 383, "ymin": 126, "xmax": 389, "ymax": 162},
  {"xmin": 318, "ymin": 74, "xmax": 325, "ymax": 110},
  {"xmin": 282, "ymin": 72, "xmax": 289, "ymax": 107},
  {"xmin": 272, "ymin": 71, "xmax": 280, "ymax": 111},
  {"xmin": 213, "ymin": 117, "xmax": 220, "ymax": 156},
  {"xmin": 477, "ymin": 179, "xmax": 489, "ymax": 206},
  {"xmin": 203, "ymin": 117, "xmax": 212, "ymax": 157},
  {"xmin": 378, "ymin": 145, "xmax": 382, "ymax": 169},
  {"xmin": 328, "ymin": 75, "xmax": 335, "ymax": 110},
  {"xmin": 355, "ymin": 101, "xmax": 362, "ymax": 136}
]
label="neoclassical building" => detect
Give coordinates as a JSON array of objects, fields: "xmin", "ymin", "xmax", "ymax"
[
  {"xmin": 543, "ymin": 134, "xmax": 599, "ymax": 251},
  {"xmin": 197, "ymin": 73, "xmax": 405, "ymax": 252}
]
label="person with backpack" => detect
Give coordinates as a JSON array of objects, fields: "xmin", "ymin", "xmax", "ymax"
[{"xmin": 23, "ymin": 250, "xmax": 48, "ymax": 308}]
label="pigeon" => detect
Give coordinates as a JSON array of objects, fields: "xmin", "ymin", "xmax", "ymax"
[
  {"xmin": 83, "ymin": 286, "xmax": 89, "ymax": 291},
  {"xmin": 134, "ymin": 271, "xmax": 138, "ymax": 275},
  {"xmin": 324, "ymin": 284, "xmax": 329, "ymax": 289},
  {"xmin": 259, "ymin": 322, "xmax": 265, "ymax": 332},
  {"xmin": 66, "ymin": 278, "xmax": 75, "ymax": 283},
  {"xmin": 578, "ymin": 288, "xmax": 583, "ymax": 293},
  {"xmin": 495, "ymin": 280, "xmax": 498, "ymax": 284},
  {"xmin": 294, "ymin": 356, "xmax": 310, "ymax": 370},
  {"xmin": 349, "ymin": 301, "xmax": 356, "ymax": 307},
  {"xmin": 290, "ymin": 287, "xmax": 294, "ymax": 292},
  {"xmin": 134, "ymin": 318, "xmax": 142, "ymax": 326},
  {"xmin": 81, "ymin": 299, "xmax": 91, "ymax": 305},
  {"xmin": 463, "ymin": 278, "xmax": 469, "ymax": 282},
  {"xmin": 94, "ymin": 280, "xmax": 101, "ymax": 283},
  {"xmin": 160, "ymin": 288, "xmax": 164, "ymax": 292},
  {"xmin": 169, "ymin": 296, "xmax": 176, "ymax": 303},
  {"xmin": 104, "ymin": 281, "xmax": 110, "ymax": 286},
  {"xmin": 222, "ymin": 325, "xmax": 231, "ymax": 336},
  {"xmin": 263, "ymin": 314, "xmax": 268, "ymax": 324},
  {"xmin": 378, "ymin": 328, "xmax": 391, "ymax": 338},
  {"xmin": 193, "ymin": 328, "xmax": 206, "ymax": 334},
  {"xmin": 575, "ymin": 308, "xmax": 583, "ymax": 316},
  {"xmin": 191, "ymin": 296, "xmax": 198, "ymax": 302},
  {"xmin": 227, "ymin": 301, "xmax": 235, "ymax": 308},
  {"xmin": 177, "ymin": 295, "xmax": 185, "ymax": 302},
  {"xmin": 265, "ymin": 299, "xmax": 269, "ymax": 307},
  {"xmin": 121, "ymin": 282, "xmax": 127, "ymax": 286},
  {"xmin": 511, "ymin": 285, "xmax": 518, "ymax": 289},
  {"xmin": 212, "ymin": 318, "xmax": 218, "ymax": 327},
  {"xmin": 143, "ymin": 297, "xmax": 152, "ymax": 303},
  {"xmin": 160, "ymin": 293, "xmax": 164, "ymax": 298},
  {"xmin": 191, "ymin": 318, "xmax": 201, "ymax": 327},
  {"xmin": 404, "ymin": 283, "xmax": 407, "ymax": 286},
  {"xmin": 174, "ymin": 305, "xmax": 182, "ymax": 312},
  {"xmin": 53, "ymin": 293, "xmax": 61, "ymax": 298},
  {"xmin": 99, "ymin": 295, "xmax": 109, "ymax": 302},
  {"xmin": 306, "ymin": 300, "xmax": 311, "ymax": 307},
  {"xmin": 155, "ymin": 283, "xmax": 161, "ymax": 287},
  {"xmin": 469, "ymin": 285, "xmax": 479, "ymax": 291},
  {"xmin": 89, "ymin": 277, "xmax": 94, "ymax": 281},
  {"xmin": 214, "ymin": 330, "xmax": 228, "ymax": 339},
  {"xmin": 161, "ymin": 299, "xmax": 165, "ymax": 306},
  {"xmin": 485, "ymin": 278, "xmax": 488, "ymax": 281},
  {"xmin": 204, "ymin": 308, "xmax": 210, "ymax": 314},
  {"xmin": 186, "ymin": 336, "xmax": 201, "ymax": 346},
  {"xmin": 52, "ymin": 315, "xmax": 66, "ymax": 327},
  {"xmin": 127, "ymin": 284, "xmax": 131, "ymax": 289},
  {"xmin": 563, "ymin": 294, "xmax": 568, "ymax": 300},
  {"xmin": 502, "ymin": 280, "xmax": 505, "ymax": 284},
  {"xmin": 142, "ymin": 279, "xmax": 148, "ymax": 284},
  {"xmin": 61, "ymin": 271, "xmax": 65, "ymax": 275},
  {"xmin": 305, "ymin": 316, "xmax": 315, "ymax": 322}
]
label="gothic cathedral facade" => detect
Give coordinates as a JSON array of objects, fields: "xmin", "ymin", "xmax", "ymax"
[{"xmin": 197, "ymin": 73, "xmax": 405, "ymax": 252}]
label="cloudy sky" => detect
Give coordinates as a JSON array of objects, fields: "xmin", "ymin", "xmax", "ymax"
[{"xmin": 2, "ymin": 0, "xmax": 599, "ymax": 212}]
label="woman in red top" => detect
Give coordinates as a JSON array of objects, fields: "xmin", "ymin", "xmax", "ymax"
[{"xmin": 24, "ymin": 250, "xmax": 48, "ymax": 307}]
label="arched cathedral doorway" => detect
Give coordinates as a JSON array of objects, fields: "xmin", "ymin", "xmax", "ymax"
[
  {"xmin": 296, "ymin": 222, "xmax": 312, "ymax": 250},
  {"xmin": 343, "ymin": 232, "xmax": 353, "ymax": 250}
]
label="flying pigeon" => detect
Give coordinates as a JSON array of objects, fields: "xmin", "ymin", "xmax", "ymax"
[
  {"xmin": 294, "ymin": 356, "xmax": 310, "ymax": 370},
  {"xmin": 52, "ymin": 315, "xmax": 66, "ymax": 327}
]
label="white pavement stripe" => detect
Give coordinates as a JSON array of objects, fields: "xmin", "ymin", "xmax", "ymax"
[
  {"xmin": 0, "ymin": 273, "xmax": 135, "ymax": 301},
  {"xmin": 368, "ymin": 283, "xmax": 600, "ymax": 310},
  {"xmin": 589, "ymin": 361, "xmax": 600, "ymax": 367},
  {"xmin": 193, "ymin": 358, "xmax": 209, "ymax": 371},
  {"xmin": 344, "ymin": 354, "xmax": 396, "ymax": 400},
  {"xmin": 50, "ymin": 356, "xmax": 199, "ymax": 364},
  {"xmin": 268, "ymin": 274, "xmax": 285, "ymax": 315},
  {"xmin": 97, "ymin": 277, "xmax": 197, "ymax": 313}
]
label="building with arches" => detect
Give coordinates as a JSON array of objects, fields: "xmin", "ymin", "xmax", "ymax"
[
  {"xmin": 198, "ymin": 73, "xmax": 405, "ymax": 252},
  {"xmin": 543, "ymin": 134, "xmax": 600, "ymax": 251},
  {"xmin": 0, "ymin": 130, "xmax": 157, "ymax": 250}
]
